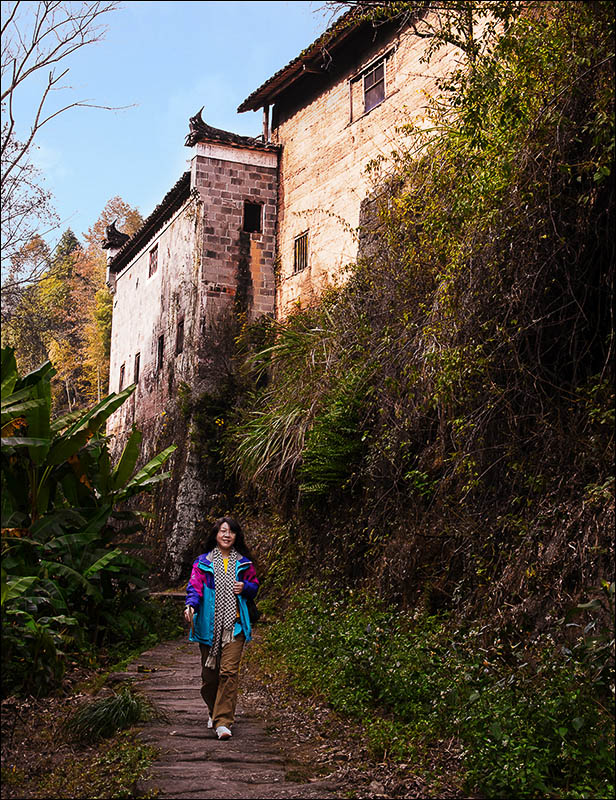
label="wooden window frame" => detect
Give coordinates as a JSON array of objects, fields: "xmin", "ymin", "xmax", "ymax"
[
  {"xmin": 349, "ymin": 49, "xmax": 394, "ymax": 123},
  {"xmin": 149, "ymin": 244, "xmax": 158, "ymax": 278},
  {"xmin": 364, "ymin": 58, "xmax": 385, "ymax": 113},
  {"xmin": 176, "ymin": 319, "xmax": 184, "ymax": 355},
  {"xmin": 293, "ymin": 231, "xmax": 309, "ymax": 274}
]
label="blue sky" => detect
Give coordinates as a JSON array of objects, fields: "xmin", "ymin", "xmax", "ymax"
[{"xmin": 12, "ymin": 1, "xmax": 335, "ymax": 246}]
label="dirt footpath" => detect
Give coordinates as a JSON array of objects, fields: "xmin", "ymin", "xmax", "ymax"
[{"xmin": 117, "ymin": 639, "xmax": 342, "ymax": 799}]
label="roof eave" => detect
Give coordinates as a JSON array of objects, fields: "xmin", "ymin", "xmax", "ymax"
[{"xmin": 237, "ymin": 16, "xmax": 360, "ymax": 113}]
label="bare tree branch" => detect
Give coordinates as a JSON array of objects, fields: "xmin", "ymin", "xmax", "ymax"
[{"xmin": 1, "ymin": 1, "xmax": 123, "ymax": 284}]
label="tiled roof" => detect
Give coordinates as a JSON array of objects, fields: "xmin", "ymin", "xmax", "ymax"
[
  {"xmin": 237, "ymin": 9, "xmax": 361, "ymax": 113},
  {"xmin": 108, "ymin": 172, "xmax": 191, "ymax": 274},
  {"xmin": 185, "ymin": 107, "xmax": 278, "ymax": 150}
]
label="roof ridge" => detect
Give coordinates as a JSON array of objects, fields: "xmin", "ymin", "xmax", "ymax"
[{"xmin": 108, "ymin": 171, "xmax": 191, "ymax": 273}]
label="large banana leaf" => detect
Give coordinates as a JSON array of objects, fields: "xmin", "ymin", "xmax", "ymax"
[
  {"xmin": 83, "ymin": 548, "xmax": 124, "ymax": 578},
  {"xmin": 39, "ymin": 560, "xmax": 102, "ymax": 601},
  {"xmin": 30, "ymin": 509, "xmax": 89, "ymax": 540},
  {"xmin": 1, "ymin": 574, "xmax": 38, "ymax": 606},
  {"xmin": 1, "ymin": 396, "xmax": 45, "ymax": 429},
  {"xmin": 47, "ymin": 386, "xmax": 136, "ymax": 466},
  {"xmin": 117, "ymin": 472, "xmax": 173, "ymax": 502},
  {"xmin": 124, "ymin": 445, "xmax": 177, "ymax": 488},
  {"xmin": 111, "ymin": 425, "xmax": 142, "ymax": 491},
  {"xmin": 46, "ymin": 429, "xmax": 91, "ymax": 466},
  {"xmin": 15, "ymin": 359, "xmax": 55, "ymax": 390},
  {"xmin": 1, "ymin": 436, "xmax": 51, "ymax": 449},
  {"xmin": 59, "ymin": 385, "xmax": 135, "ymax": 439},
  {"xmin": 1, "ymin": 347, "xmax": 18, "ymax": 400},
  {"xmin": 50, "ymin": 408, "xmax": 86, "ymax": 433},
  {"xmin": 25, "ymin": 368, "xmax": 53, "ymax": 466}
]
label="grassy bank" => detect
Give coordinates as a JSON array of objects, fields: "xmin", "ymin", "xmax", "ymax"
[{"xmin": 253, "ymin": 585, "xmax": 614, "ymax": 799}]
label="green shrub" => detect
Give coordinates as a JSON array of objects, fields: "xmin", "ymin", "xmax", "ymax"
[
  {"xmin": 64, "ymin": 687, "xmax": 155, "ymax": 744},
  {"xmin": 262, "ymin": 588, "xmax": 614, "ymax": 799},
  {"xmin": 1, "ymin": 346, "xmax": 176, "ymax": 696}
]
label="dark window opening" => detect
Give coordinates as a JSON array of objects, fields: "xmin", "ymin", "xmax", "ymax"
[
  {"xmin": 364, "ymin": 60, "xmax": 385, "ymax": 112},
  {"xmin": 176, "ymin": 319, "xmax": 184, "ymax": 354},
  {"xmin": 243, "ymin": 201, "xmax": 262, "ymax": 233},
  {"xmin": 119, "ymin": 363, "xmax": 125, "ymax": 391},
  {"xmin": 157, "ymin": 335, "xmax": 164, "ymax": 371},
  {"xmin": 149, "ymin": 244, "xmax": 158, "ymax": 277},
  {"xmin": 134, "ymin": 352, "xmax": 140, "ymax": 383},
  {"xmin": 293, "ymin": 231, "xmax": 309, "ymax": 273}
]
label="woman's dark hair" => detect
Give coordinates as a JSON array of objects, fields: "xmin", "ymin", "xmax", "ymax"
[{"xmin": 204, "ymin": 517, "xmax": 254, "ymax": 561}]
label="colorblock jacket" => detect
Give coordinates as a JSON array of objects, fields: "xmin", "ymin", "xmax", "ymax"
[{"xmin": 185, "ymin": 551, "xmax": 259, "ymax": 645}]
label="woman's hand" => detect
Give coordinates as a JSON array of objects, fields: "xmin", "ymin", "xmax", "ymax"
[
  {"xmin": 184, "ymin": 606, "xmax": 194, "ymax": 624},
  {"xmin": 233, "ymin": 581, "xmax": 244, "ymax": 595}
]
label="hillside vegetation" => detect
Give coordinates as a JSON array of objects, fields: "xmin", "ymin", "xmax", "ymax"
[{"xmin": 209, "ymin": 3, "xmax": 614, "ymax": 797}]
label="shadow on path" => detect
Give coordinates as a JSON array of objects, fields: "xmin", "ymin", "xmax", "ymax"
[{"xmin": 113, "ymin": 639, "xmax": 341, "ymax": 799}]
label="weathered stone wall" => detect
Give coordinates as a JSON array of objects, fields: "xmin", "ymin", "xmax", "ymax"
[
  {"xmin": 272, "ymin": 24, "xmax": 461, "ymax": 314},
  {"xmin": 106, "ymin": 143, "xmax": 278, "ymax": 582},
  {"xmin": 190, "ymin": 142, "xmax": 278, "ymax": 319}
]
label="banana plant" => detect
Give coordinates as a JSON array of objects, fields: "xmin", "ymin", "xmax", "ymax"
[{"xmin": 1, "ymin": 346, "xmax": 178, "ymax": 694}]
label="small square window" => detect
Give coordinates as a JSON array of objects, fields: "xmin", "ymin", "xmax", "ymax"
[
  {"xmin": 293, "ymin": 231, "xmax": 309, "ymax": 273},
  {"xmin": 243, "ymin": 201, "xmax": 262, "ymax": 233},
  {"xmin": 134, "ymin": 352, "xmax": 140, "ymax": 383},
  {"xmin": 364, "ymin": 60, "xmax": 385, "ymax": 113},
  {"xmin": 176, "ymin": 319, "xmax": 184, "ymax": 355},
  {"xmin": 157, "ymin": 334, "xmax": 164, "ymax": 371},
  {"xmin": 119, "ymin": 363, "xmax": 125, "ymax": 391},
  {"xmin": 149, "ymin": 244, "xmax": 158, "ymax": 277}
]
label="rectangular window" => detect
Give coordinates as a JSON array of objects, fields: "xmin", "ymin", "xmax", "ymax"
[
  {"xmin": 293, "ymin": 231, "xmax": 308, "ymax": 274},
  {"xmin": 157, "ymin": 335, "xmax": 164, "ymax": 371},
  {"xmin": 176, "ymin": 319, "xmax": 184, "ymax": 355},
  {"xmin": 119, "ymin": 363, "xmax": 125, "ymax": 391},
  {"xmin": 149, "ymin": 244, "xmax": 158, "ymax": 277},
  {"xmin": 134, "ymin": 352, "xmax": 140, "ymax": 384},
  {"xmin": 364, "ymin": 59, "xmax": 385, "ymax": 113},
  {"xmin": 243, "ymin": 201, "xmax": 262, "ymax": 233}
]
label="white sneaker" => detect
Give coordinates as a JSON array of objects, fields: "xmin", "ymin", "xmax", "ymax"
[
  {"xmin": 216, "ymin": 725, "xmax": 232, "ymax": 740},
  {"xmin": 207, "ymin": 715, "xmax": 213, "ymax": 729}
]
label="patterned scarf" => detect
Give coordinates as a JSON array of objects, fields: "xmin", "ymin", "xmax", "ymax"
[{"xmin": 205, "ymin": 546, "xmax": 238, "ymax": 668}]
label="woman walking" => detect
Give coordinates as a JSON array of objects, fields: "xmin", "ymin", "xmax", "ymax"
[{"xmin": 184, "ymin": 517, "xmax": 259, "ymax": 740}]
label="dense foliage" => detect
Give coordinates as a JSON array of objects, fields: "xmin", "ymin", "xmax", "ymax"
[
  {"xmin": 1, "ymin": 346, "xmax": 176, "ymax": 696},
  {"xmin": 261, "ymin": 583, "xmax": 614, "ymax": 798},
  {"xmin": 224, "ymin": 3, "xmax": 614, "ymax": 796},
  {"xmin": 227, "ymin": 0, "xmax": 613, "ymax": 611}
]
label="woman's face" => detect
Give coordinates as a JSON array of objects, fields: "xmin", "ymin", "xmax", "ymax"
[{"xmin": 216, "ymin": 522, "xmax": 236, "ymax": 552}]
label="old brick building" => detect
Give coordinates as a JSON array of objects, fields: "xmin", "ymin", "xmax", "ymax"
[
  {"xmin": 104, "ymin": 9, "xmax": 459, "ymax": 577},
  {"xmin": 105, "ymin": 118, "xmax": 278, "ymax": 440},
  {"xmin": 238, "ymin": 10, "xmax": 460, "ymax": 313}
]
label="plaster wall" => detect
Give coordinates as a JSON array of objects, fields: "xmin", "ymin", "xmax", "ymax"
[
  {"xmin": 107, "ymin": 193, "xmax": 202, "ymax": 442},
  {"xmin": 272, "ymin": 26, "xmax": 461, "ymax": 314}
]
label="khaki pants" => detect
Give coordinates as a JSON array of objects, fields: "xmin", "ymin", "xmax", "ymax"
[{"xmin": 199, "ymin": 633, "xmax": 245, "ymax": 729}]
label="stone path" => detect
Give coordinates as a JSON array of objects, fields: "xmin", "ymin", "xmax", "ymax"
[{"xmin": 113, "ymin": 639, "xmax": 342, "ymax": 799}]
